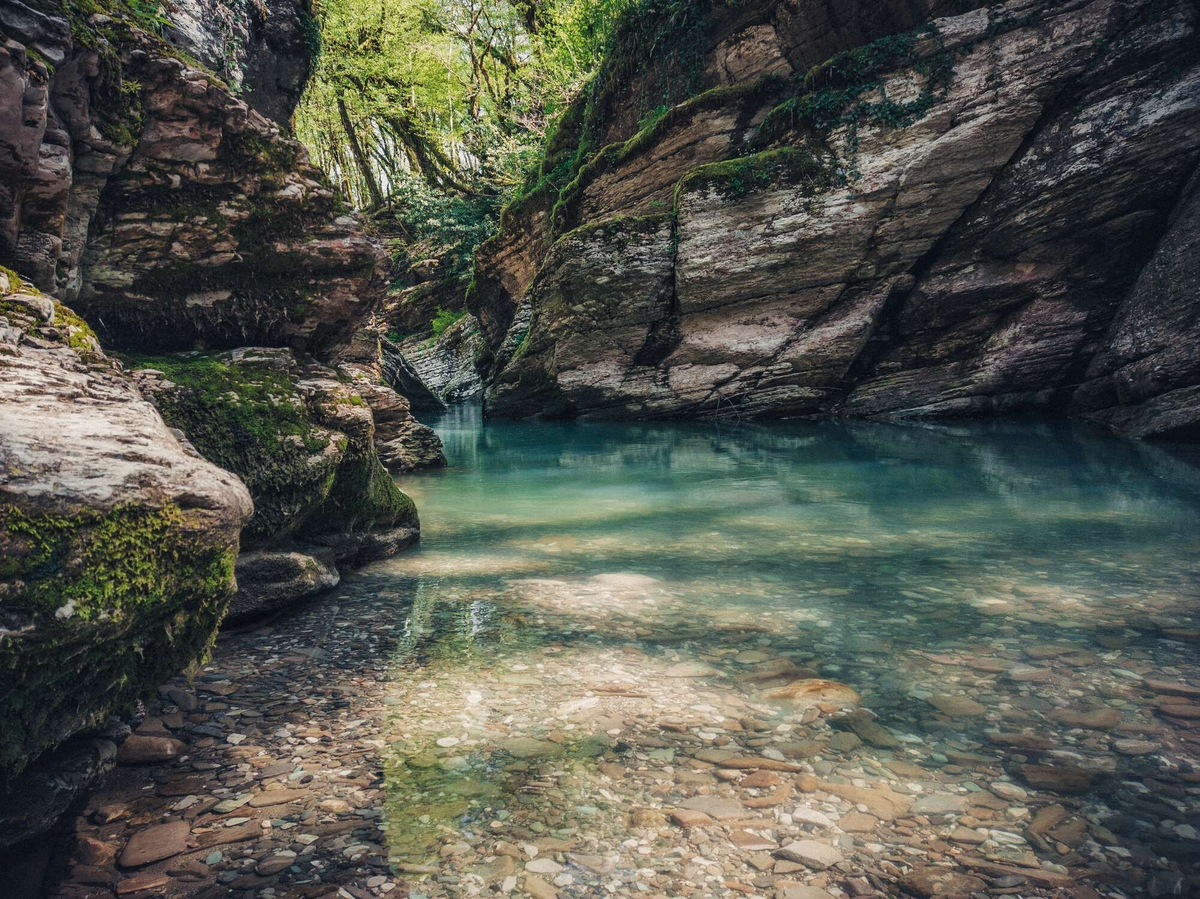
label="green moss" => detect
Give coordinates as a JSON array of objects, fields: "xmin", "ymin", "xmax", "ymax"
[
  {"xmin": 677, "ymin": 147, "xmax": 834, "ymax": 200},
  {"xmin": 756, "ymin": 23, "xmax": 953, "ymax": 159},
  {"xmin": 307, "ymin": 447, "xmax": 417, "ymax": 538},
  {"xmin": 0, "ymin": 266, "xmax": 30, "ymax": 294},
  {"xmin": 431, "ymin": 307, "xmax": 467, "ymax": 339},
  {"xmin": 125, "ymin": 354, "xmax": 336, "ymax": 541},
  {"xmin": 550, "ymin": 75, "xmax": 787, "ymax": 235},
  {"xmin": 0, "ymin": 502, "xmax": 237, "ymax": 777}
]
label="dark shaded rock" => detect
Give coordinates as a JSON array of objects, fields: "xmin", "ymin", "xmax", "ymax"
[{"xmin": 229, "ymin": 548, "xmax": 339, "ymax": 620}]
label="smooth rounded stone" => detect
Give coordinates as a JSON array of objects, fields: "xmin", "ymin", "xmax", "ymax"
[
  {"xmin": 833, "ymin": 711, "xmax": 901, "ymax": 749},
  {"xmin": 989, "ymin": 782, "xmax": 1028, "ymax": 801},
  {"xmin": 927, "ymin": 694, "xmax": 986, "ymax": 717},
  {"xmin": 1049, "ymin": 707, "xmax": 1122, "ymax": 729},
  {"xmin": 670, "ymin": 809, "xmax": 714, "ymax": 828},
  {"xmin": 1113, "ymin": 739, "xmax": 1157, "ymax": 756},
  {"xmin": 764, "ymin": 679, "xmax": 861, "ymax": 708},
  {"xmin": 257, "ymin": 855, "xmax": 295, "ymax": 875},
  {"xmin": 524, "ymin": 874, "xmax": 558, "ymax": 899},
  {"xmin": 900, "ymin": 867, "xmax": 987, "ymax": 897},
  {"xmin": 791, "ymin": 807, "xmax": 835, "ymax": 828},
  {"xmin": 115, "ymin": 735, "xmax": 184, "ymax": 765},
  {"xmin": 775, "ymin": 840, "xmax": 842, "ymax": 870},
  {"xmin": 779, "ymin": 888, "xmax": 836, "ymax": 899},
  {"xmin": 500, "ymin": 738, "xmax": 558, "ymax": 759},
  {"xmin": 1016, "ymin": 765, "xmax": 1102, "ymax": 795},
  {"xmin": 677, "ymin": 795, "xmax": 745, "ymax": 820},
  {"xmin": 729, "ymin": 830, "xmax": 777, "ymax": 850},
  {"xmin": 525, "ymin": 858, "xmax": 563, "ymax": 874},
  {"xmin": 909, "ymin": 793, "xmax": 966, "ymax": 815},
  {"xmin": 247, "ymin": 789, "xmax": 310, "ymax": 808},
  {"xmin": 1158, "ymin": 702, "xmax": 1200, "ymax": 719},
  {"xmin": 118, "ymin": 820, "xmax": 190, "ymax": 867},
  {"xmin": 1143, "ymin": 679, "xmax": 1200, "ymax": 698},
  {"xmin": 227, "ymin": 549, "xmax": 340, "ymax": 621},
  {"xmin": 838, "ymin": 811, "xmax": 878, "ymax": 833},
  {"xmin": 829, "ymin": 731, "xmax": 861, "ymax": 752}
]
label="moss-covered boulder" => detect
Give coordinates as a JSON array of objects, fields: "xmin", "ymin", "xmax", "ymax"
[
  {"xmin": 130, "ymin": 348, "xmax": 420, "ymax": 619},
  {"xmin": 0, "ymin": 271, "xmax": 252, "ymax": 839}
]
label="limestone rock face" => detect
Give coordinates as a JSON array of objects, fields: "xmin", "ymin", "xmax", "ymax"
[
  {"xmin": 0, "ymin": 2, "xmax": 387, "ymax": 357},
  {"xmin": 131, "ymin": 347, "xmax": 421, "ymax": 619},
  {"xmin": 0, "ymin": 277, "xmax": 252, "ymax": 822},
  {"xmin": 393, "ymin": 320, "xmax": 483, "ymax": 407},
  {"xmin": 163, "ymin": 0, "xmax": 314, "ymax": 125},
  {"xmin": 474, "ymin": 0, "xmax": 1200, "ymax": 435}
]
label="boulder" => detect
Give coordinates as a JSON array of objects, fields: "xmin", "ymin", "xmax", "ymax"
[
  {"xmin": 130, "ymin": 348, "xmax": 420, "ymax": 620},
  {"xmin": 0, "ymin": 278, "xmax": 251, "ymax": 841}
]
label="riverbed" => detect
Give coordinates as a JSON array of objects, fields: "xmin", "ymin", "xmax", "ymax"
[{"xmin": 46, "ymin": 411, "xmax": 1200, "ymax": 898}]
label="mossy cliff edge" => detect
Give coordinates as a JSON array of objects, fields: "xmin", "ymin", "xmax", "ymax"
[
  {"xmin": 467, "ymin": 0, "xmax": 1200, "ymax": 438},
  {"xmin": 130, "ymin": 349, "xmax": 420, "ymax": 623},
  {"xmin": 0, "ymin": 270, "xmax": 252, "ymax": 843}
]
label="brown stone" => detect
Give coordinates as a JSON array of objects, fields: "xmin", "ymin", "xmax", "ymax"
[{"xmin": 118, "ymin": 821, "xmax": 190, "ymax": 868}]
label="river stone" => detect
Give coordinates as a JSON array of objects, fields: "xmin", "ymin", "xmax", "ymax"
[
  {"xmin": 500, "ymin": 738, "xmax": 557, "ymax": 759},
  {"xmin": 677, "ymin": 796, "xmax": 744, "ymax": 820},
  {"xmin": 765, "ymin": 679, "xmax": 861, "ymax": 708},
  {"xmin": 1016, "ymin": 765, "xmax": 1102, "ymax": 795},
  {"xmin": 910, "ymin": 794, "xmax": 966, "ymax": 815},
  {"xmin": 115, "ymin": 735, "xmax": 184, "ymax": 765},
  {"xmin": 928, "ymin": 694, "xmax": 986, "ymax": 717},
  {"xmin": 119, "ymin": 821, "xmax": 190, "ymax": 867},
  {"xmin": 900, "ymin": 867, "xmax": 987, "ymax": 897},
  {"xmin": 775, "ymin": 840, "xmax": 842, "ymax": 870}
]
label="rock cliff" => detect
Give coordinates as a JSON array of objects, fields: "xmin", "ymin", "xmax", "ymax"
[
  {"xmin": 472, "ymin": 0, "xmax": 1200, "ymax": 438},
  {"xmin": 0, "ymin": 270, "xmax": 252, "ymax": 842},
  {"xmin": 0, "ymin": 0, "xmax": 438, "ymax": 843}
]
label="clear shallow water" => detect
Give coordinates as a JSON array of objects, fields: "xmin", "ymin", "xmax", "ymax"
[{"xmin": 363, "ymin": 407, "xmax": 1200, "ymax": 888}]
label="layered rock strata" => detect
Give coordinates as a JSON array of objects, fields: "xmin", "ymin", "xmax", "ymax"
[{"xmin": 473, "ymin": 0, "xmax": 1200, "ymax": 438}]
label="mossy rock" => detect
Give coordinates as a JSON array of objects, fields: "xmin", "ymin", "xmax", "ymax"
[
  {"xmin": 127, "ymin": 350, "xmax": 418, "ymax": 553},
  {"xmin": 0, "ymin": 503, "xmax": 236, "ymax": 780}
]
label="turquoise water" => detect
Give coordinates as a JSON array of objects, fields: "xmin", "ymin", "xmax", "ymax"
[
  {"xmin": 399, "ymin": 406, "xmax": 1200, "ymax": 638},
  {"xmin": 366, "ymin": 406, "xmax": 1200, "ymax": 880}
]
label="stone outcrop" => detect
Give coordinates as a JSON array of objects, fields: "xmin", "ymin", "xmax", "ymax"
[
  {"xmin": 0, "ymin": 0, "xmax": 434, "ymax": 845},
  {"xmin": 0, "ymin": 271, "xmax": 252, "ymax": 839},
  {"xmin": 163, "ymin": 0, "xmax": 315, "ymax": 126},
  {"xmin": 396, "ymin": 315, "xmax": 485, "ymax": 406},
  {"xmin": 131, "ymin": 347, "xmax": 421, "ymax": 620},
  {"xmin": 473, "ymin": 0, "xmax": 1200, "ymax": 437}
]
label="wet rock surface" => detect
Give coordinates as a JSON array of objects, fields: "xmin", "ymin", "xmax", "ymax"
[
  {"xmin": 0, "ymin": 275, "xmax": 252, "ymax": 842},
  {"xmin": 35, "ymin": 414, "xmax": 1200, "ymax": 899}
]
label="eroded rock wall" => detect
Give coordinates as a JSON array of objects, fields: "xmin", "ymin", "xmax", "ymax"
[
  {"xmin": 0, "ymin": 270, "xmax": 252, "ymax": 839},
  {"xmin": 475, "ymin": 0, "xmax": 1200, "ymax": 437}
]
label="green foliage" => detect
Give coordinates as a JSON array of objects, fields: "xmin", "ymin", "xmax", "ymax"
[
  {"xmin": 380, "ymin": 176, "xmax": 501, "ymax": 281},
  {"xmin": 431, "ymin": 306, "xmax": 468, "ymax": 338}
]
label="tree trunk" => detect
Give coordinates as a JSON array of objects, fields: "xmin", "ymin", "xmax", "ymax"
[{"xmin": 337, "ymin": 95, "xmax": 384, "ymax": 208}]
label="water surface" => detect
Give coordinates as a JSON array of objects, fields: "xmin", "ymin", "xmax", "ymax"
[{"xmin": 365, "ymin": 408, "xmax": 1200, "ymax": 891}]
